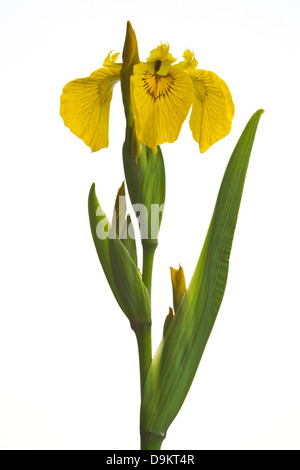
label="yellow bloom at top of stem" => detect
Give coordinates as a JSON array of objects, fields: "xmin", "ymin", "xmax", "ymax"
[
  {"xmin": 60, "ymin": 22, "xmax": 234, "ymax": 155},
  {"xmin": 130, "ymin": 43, "xmax": 234, "ymax": 153}
]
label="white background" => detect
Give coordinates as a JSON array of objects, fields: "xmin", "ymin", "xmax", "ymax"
[{"xmin": 1, "ymin": 0, "xmax": 299, "ymax": 450}]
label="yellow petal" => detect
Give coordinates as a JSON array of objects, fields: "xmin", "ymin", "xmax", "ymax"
[
  {"xmin": 174, "ymin": 49, "xmax": 198, "ymax": 71},
  {"xmin": 188, "ymin": 69, "xmax": 235, "ymax": 153},
  {"xmin": 183, "ymin": 49, "xmax": 198, "ymax": 69},
  {"xmin": 170, "ymin": 264, "xmax": 186, "ymax": 312},
  {"xmin": 103, "ymin": 50, "xmax": 122, "ymax": 68},
  {"xmin": 130, "ymin": 63, "xmax": 194, "ymax": 152},
  {"xmin": 60, "ymin": 67, "xmax": 120, "ymax": 152}
]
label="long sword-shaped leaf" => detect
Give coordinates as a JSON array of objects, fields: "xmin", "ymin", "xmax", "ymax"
[{"xmin": 140, "ymin": 110, "xmax": 264, "ymax": 446}]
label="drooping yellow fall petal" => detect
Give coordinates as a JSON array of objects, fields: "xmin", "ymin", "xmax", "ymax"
[
  {"xmin": 60, "ymin": 67, "xmax": 120, "ymax": 152},
  {"xmin": 130, "ymin": 63, "xmax": 194, "ymax": 152},
  {"xmin": 188, "ymin": 69, "xmax": 235, "ymax": 153}
]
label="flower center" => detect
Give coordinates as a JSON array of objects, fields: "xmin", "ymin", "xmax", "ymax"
[{"xmin": 142, "ymin": 71, "xmax": 175, "ymax": 102}]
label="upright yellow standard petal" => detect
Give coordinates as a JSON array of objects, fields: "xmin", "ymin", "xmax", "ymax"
[
  {"xmin": 103, "ymin": 51, "xmax": 122, "ymax": 68},
  {"xmin": 188, "ymin": 69, "xmax": 235, "ymax": 153},
  {"xmin": 146, "ymin": 43, "xmax": 176, "ymax": 76},
  {"xmin": 174, "ymin": 49, "xmax": 198, "ymax": 71},
  {"xmin": 130, "ymin": 63, "xmax": 194, "ymax": 152},
  {"xmin": 60, "ymin": 67, "xmax": 120, "ymax": 152}
]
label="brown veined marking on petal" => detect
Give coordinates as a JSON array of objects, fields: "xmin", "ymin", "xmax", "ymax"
[{"xmin": 141, "ymin": 72, "xmax": 176, "ymax": 103}]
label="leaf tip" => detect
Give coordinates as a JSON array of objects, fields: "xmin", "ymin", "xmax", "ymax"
[{"xmin": 88, "ymin": 182, "xmax": 96, "ymax": 202}]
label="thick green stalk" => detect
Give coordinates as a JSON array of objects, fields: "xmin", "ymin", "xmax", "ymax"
[
  {"xmin": 140, "ymin": 431, "xmax": 165, "ymax": 450},
  {"xmin": 135, "ymin": 323, "xmax": 152, "ymax": 394},
  {"xmin": 134, "ymin": 242, "xmax": 157, "ymax": 449},
  {"xmin": 134, "ymin": 243, "xmax": 157, "ymax": 392},
  {"xmin": 142, "ymin": 242, "xmax": 157, "ymax": 296},
  {"xmin": 135, "ymin": 242, "xmax": 157, "ymax": 392}
]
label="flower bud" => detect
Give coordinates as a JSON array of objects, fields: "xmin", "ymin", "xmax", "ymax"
[
  {"xmin": 88, "ymin": 183, "xmax": 150, "ymax": 329},
  {"xmin": 121, "ymin": 21, "xmax": 140, "ymax": 125},
  {"xmin": 170, "ymin": 264, "xmax": 186, "ymax": 312}
]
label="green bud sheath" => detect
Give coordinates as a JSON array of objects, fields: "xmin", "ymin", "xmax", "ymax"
[
  {"xmin": 121, "ymin": 214, "xmax": 138, "ymax": 266},
  {"xmin": 138, "ymin": 145, "xmax": 166, "ymax": 245},
  {"xmin": 88, "ymin": 183, "xmax": 150, "ymax": 328}
]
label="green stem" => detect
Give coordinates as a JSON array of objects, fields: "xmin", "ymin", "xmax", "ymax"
[
  {"xmin": 135, "ymin": 323, "xmax": 152, "ymax": 394},
  {"xmin": 133, "ymin": 241, "xmax": 158, "ymax": 450},
  {"xmin": 134, "ymin": 242, "xmax": 157, "ymax": 394},
  {"xmin": 142, "ymin": 242, "xmax": 157, "ymax": 296},
  {"xmin": 140, "ymin": 431, "xmax": 165, "ymax": 450}
]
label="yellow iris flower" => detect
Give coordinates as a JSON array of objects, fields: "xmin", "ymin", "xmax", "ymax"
[{"xmin": 60, "ymin": 37, "xmax": 234, "ymax": 153}]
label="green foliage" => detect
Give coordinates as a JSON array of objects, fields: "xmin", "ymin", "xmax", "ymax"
[
  {"xmin": 88, "ymin": 183, "xmax": 150, "ymax": 328},
  {"xmin": 140, "ymin": 110, "xmax": 264, "ymax": 441}
]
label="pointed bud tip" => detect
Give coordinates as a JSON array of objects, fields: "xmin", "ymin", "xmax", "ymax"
[
  {"xmin": 122, "ymin": 21, "xmax": 139, "ymax": 70},
  {"xmin": 170, "ymin": 264, "xmax": 184, "ymax": 278},
  {"xmin": 119, "ymin": 180, "xmax": 126, "ymax": 196},
  {"xmin": 170, "ymin": 264, "xmax": 186, "ymax": 312},
  {"xmin": 168, "ymin": 306, "xmax": 174, "ymax": 317},
  {"xmin": 163, "ymin": 307, "xmax": 175, "ymax": 337},
  {"xmin": 115, "ymin": 181, "xmax": 126, "ymax": 203},
  {"xmin": 113, "ymin": 181, "xmax": 127, "ymax": 228}
]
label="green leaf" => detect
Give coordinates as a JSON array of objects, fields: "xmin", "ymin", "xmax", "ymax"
[
  {"xmin": 140, "ymin": 109, "xmax": 264, "ymax": 442},
  {"xmin": 88, "ymin": 183, "xmax": 150, "ymax": 328}
]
